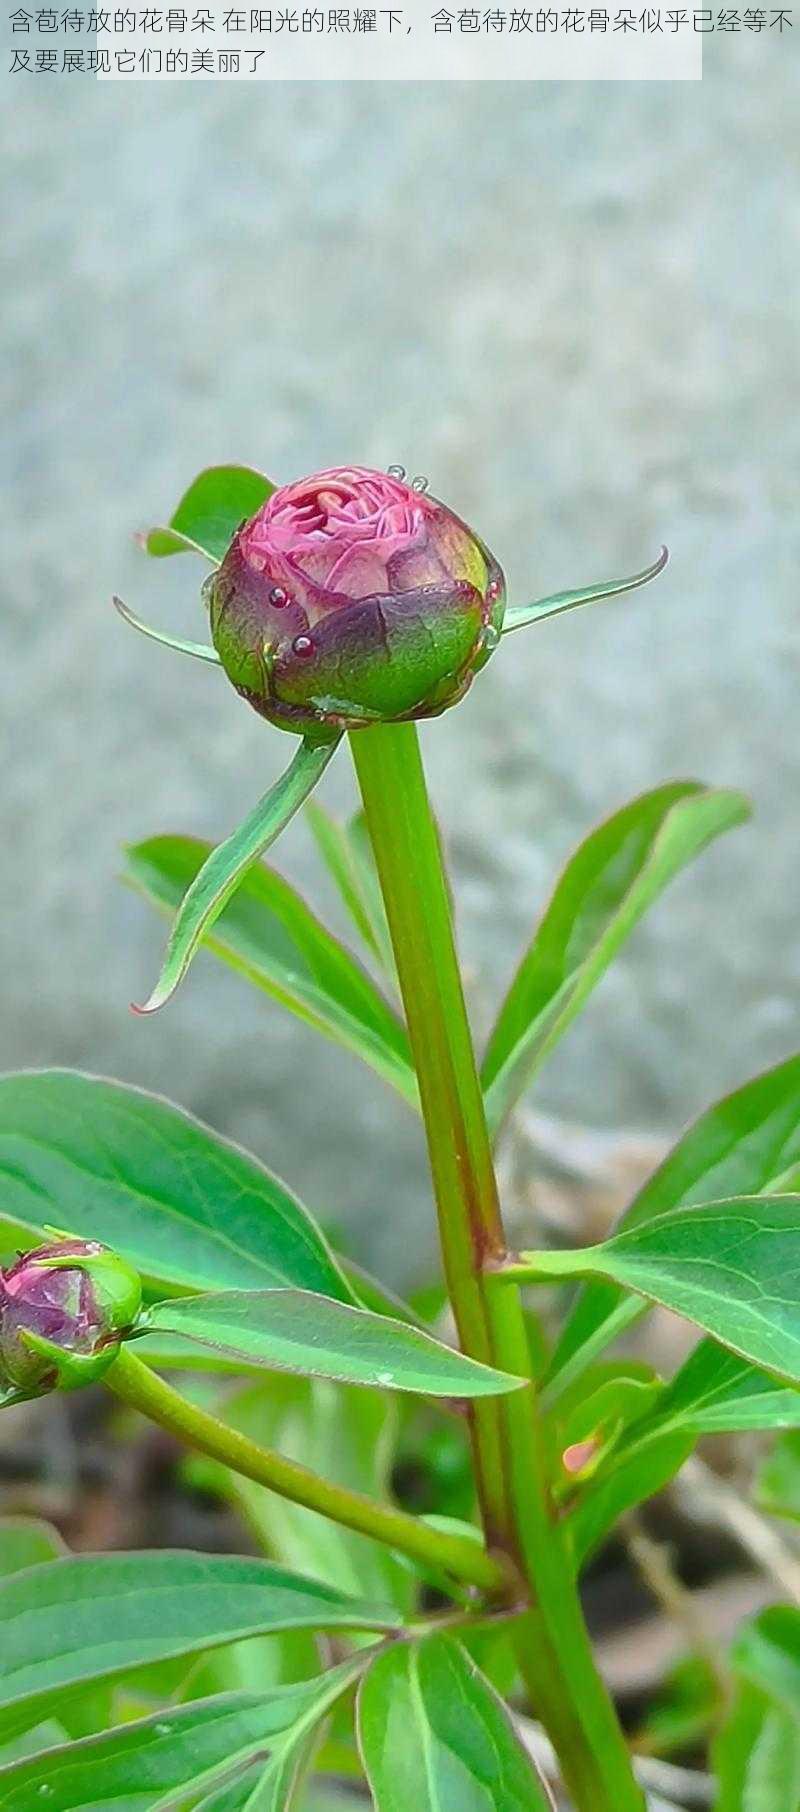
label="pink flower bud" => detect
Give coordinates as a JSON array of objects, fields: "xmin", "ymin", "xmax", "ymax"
[
  {"xmin": 0, "ymin": 1239, "xmax": 142, "ymax": 1396},
  {"xmin": 205, "ymin": 465, "xmax": 506, "ymax": 734}
]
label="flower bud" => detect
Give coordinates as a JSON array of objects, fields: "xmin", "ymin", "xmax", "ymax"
[
  {"xmin": 205, "ymin": 466, "xmax": 506, "ymax": 734},
  {"xmin": 0, "ymin": 1239, "xmax": 142, "ymax": 1396}
]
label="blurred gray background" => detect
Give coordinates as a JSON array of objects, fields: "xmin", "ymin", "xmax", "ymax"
[{"xmin": 3, "ymin": 62, "xmax": 798, "ymax": 1286}]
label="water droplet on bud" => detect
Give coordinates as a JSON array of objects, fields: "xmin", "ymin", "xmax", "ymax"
[
  {"xmin": 411, "ymin": 475, "xmax": 429, "ymax": 493},
  {"xmin": 481, "ymin": 623, "xmax": 500, "ymax": 653},
  {"xmin": 269, "ymin": 586, "xmax": 289, "ymax": 608},
  {"xmin": 292, "ymin": 635, "xmax": 314, "ymax": 659},
  {"xmin": 386, "ymin": 464, "xmax": 407, "ymax": 480},
  {"xmin": 155, "ymin": 1723, "xmax": 171, "ymax": 1737}
]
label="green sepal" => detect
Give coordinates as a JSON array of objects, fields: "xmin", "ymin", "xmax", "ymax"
[
  {"xmin": 28, "ymin": 1249, "xmax": 143, "ymax": 1335},
  {"xmin": 18, "ymin": 1329, "xmax": 122, "ymax": 1394},
  {"xmin": 502, "ymin": 545, "xmax": 669, "ymax": 636}
]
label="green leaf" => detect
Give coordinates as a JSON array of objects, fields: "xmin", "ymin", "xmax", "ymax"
[
  {"xmin": 124, "ymin": 835, "xmax": 415, "ymax": 1107},
  {"xmin": 0, "ymin": 1666, "xmax": 361, "ymax": 1812},
  {"xmin": 198, "ymin": 1656, "xmax": 363, "ymax": 1812},
  {"xmin": 733, "ymin": 1607, "xmax": 800, "ymax": 1723},
  {"xmin": 482, "ymin": 782, "xmax": 749, "ymax": 1137},
  {"xmin": 135, "ymin": 739, "xmax": 341, "ymax": 1015},
  {"xmin": 0, "ymin": 1690, "xmax": 300, "ymax": 1811},
  {"xmin": 513, "ymin": 1195, "xmax": 800, "ymax": 1387},
  {"xmin": 623, "ymin": 1338, "xmax": 800, "ymax": 1444},
  {"xmin": 555, "ymin": 1365, "xmax": 661, "ymax": 1458},
  {"xmin": 714, "ymin": 1684, "xmax": 774, "ymax": 1812},
  {"xmin": 549, "ymin": 1051, "xmax": 800, "ymax": 1399},
  {"xmin": 0, "ymin": 1551, "xmax": 397, "ymax": 1738},
  {"xmin": 145, "ymin": 1291, "xmax": 525, "ymax": 1398},
  {"xmin": 0, "ymin": 1519, "xmax": 66, "ymax": 1579},
  {"xmin": 0, "ymin": 1071, "xmax": 353, "ymax": 1303},
  {"xmin": 357, "ymin": 1635, "xmax": 552, "ymax": 1811},
  {"xmin": 207, "ymin": 1375, "xmax": 411, "ymax": 1609},
  {"xmin": 501, "ymin": 545, "xmax": 669, "ymax": 637},
  {"xmin": 550, "ymin": 1365, "xmax": 662, "ymax": 1503},
  {"xmin": 714, "ymin": 1611, "xmax": 800, "ymax": 1812},
  {"xmin": 743, "ymin": 1706, "xmax": 800, "ymax": 1812},
  {"xmin": 305, "ymin": 802, "xmax": 394, "ymax": 977},
  {"xmin": 716, "ymin": 1687, "xmax": 800, "ymax": 1812},
  {"xmin": 142, "ymin": 467, "xmax": 275, "ymax": 564},
  {"xmin": 567, "ymin": 1430, "xmax": 693, "ymax": 1571},
  {"xmin": 756, "ymin": 1432, "xmax": 800, "ymax": 1523}
]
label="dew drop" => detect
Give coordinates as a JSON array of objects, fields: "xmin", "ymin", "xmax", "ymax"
[
  {"xmin": 377, "ymin": 1370, "xmax": 395, "ymax": 1387},
  {"xmin": 292, "ymin": 634, "xmax": 314, "ymax": 659},
  {"xmin": 386, "ymin": 464, "xmax": 407, "ymax": 480},
  {"xmin": 155, "ymin": 1723, "xmax": 171, "ymax": 1737},
  {"xmin": 37, "ymin": 1789, "xmax": 54, "ymax": 1801},
  {"xmin": 411, "ymin": 475, "xmax": 429, "ymax": 493},
  {"xmin": 481, "ymin": 623, "xmax": 500, "ymax": 653},
  {"xmin": 269, "ymin": 585, "xmax": 289, "ymax": 608}
]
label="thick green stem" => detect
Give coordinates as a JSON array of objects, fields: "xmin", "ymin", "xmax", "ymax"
[
  {"xmin": 351, "ymin": 721, "xmax": 643, "ymax": 1812},
  {"xmin": 106, "ymin": 1346, "xmax": 509, "ymax": 1598}
]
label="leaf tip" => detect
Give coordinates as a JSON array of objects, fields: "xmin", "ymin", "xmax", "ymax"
[{"xmin": 130, "ymin": 991, "xmax": 167, "ymax": 1018}]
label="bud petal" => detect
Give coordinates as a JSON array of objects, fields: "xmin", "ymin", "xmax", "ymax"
[
  {"xmin": 205, "ymin": 466, "xmax": 506, "ymax": 734},
  {"xmin": 0, "ymin": 1240, "xmax": 142, "ymax": 1397}
]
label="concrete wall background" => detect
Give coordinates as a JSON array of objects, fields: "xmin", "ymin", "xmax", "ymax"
[{"xmin": 3, "ymin": 64, "xmax": 798, "ymax": 1284}]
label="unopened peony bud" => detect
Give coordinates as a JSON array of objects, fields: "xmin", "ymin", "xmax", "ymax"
[
  {"xmin": 205, "ymin": 465, "xmax": 506, "ymax": 734},
  {"xmin": 0, "ymin": 1239, "xmax": 142, "ymax": 1396}
]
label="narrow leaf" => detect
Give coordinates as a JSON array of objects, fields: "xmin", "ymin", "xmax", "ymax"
[
  {"xmin": 742, "ymin": 1706, "xmax": 800, "ymax": 1812},
  {"xmin": 142, "ymin": 467, "xmax": 275, "ymax": 564},
  {"xmin": 733, "ymin": 1607, "xmax": 800, "ymax": 1719},
  {"xmin": 0, "ymin": 1070, "xmax": 353, "ymax": 1302},
  {"xmin": 0, "ymin": 1551, "xmax": 397, "ymax": 1737},
  {"xmin": 185, "ymin": 1654, "xmax": 364, "ymax": 1811},
  {"xmin": 135, "ymin": 738, "xmax": 341, "ymax": 1015},
  {"xmin": 513, "ymin": 1195, "xmax": 800, "ymax": 1386},
  {"xmin": 0, "ymin": 1684, "xmax": 329, "ymax": 1812},
  {"xmin": 550, "ymin": 1051, "xmax": 800, "ymax": 1399},
  {"xmin": 716, "ymin": 1611, "xmax": 800, "ymax": 1812},
  {"xmin": 482, "ymin": 782, "xmax": 749, "ymax": 1137},
  {"xmin": 124, "ymin": 834, "xmax": 415, "ymax": 1107},
  {"xmin": 113, "ymin": 595, "xmax": 222, "ymax": 666},
  {"xmin": 714, "ymin": 1685, "xmax": 776, "ymax": 1812},
  {"xmin": 502, "ymin": 545, "xmax": 668, "ymax": 636},
  {"xmin": 145, "ymin": 1290, "xmax": 526, "ymax": 1398},
  {"xmin": 357, "ymin": 1636, "xmax": 552, "ymax": 1811},
  {"xmin": 625, "ymin": 1338, "xmax": 800, "ymax": 1442}
]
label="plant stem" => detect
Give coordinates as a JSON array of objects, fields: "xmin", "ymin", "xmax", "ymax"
[
  {"xmin": 106, "ymin": 1345, "xmax": 509, "ymax": 1597},
  {"xmin": 351, "ymin": 720, "xmax": 644, "ymax": 1812}
]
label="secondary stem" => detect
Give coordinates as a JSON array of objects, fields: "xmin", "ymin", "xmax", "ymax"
[
  {"xmin": 351, "ymin": 720, "xmax": 643, "ymax": 1812},
  {"xmin": 106, "ymin": 1345, "xmax": 509, "ymax": 1597}
]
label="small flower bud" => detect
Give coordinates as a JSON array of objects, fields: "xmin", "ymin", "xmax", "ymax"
[
  {"xmin": 205, "ymin": 465, "xmax": 506, "ymax": 734},
  {"xmin": 0, "ymin": 1239, "xmax": 142, "ymax": 1397}
]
